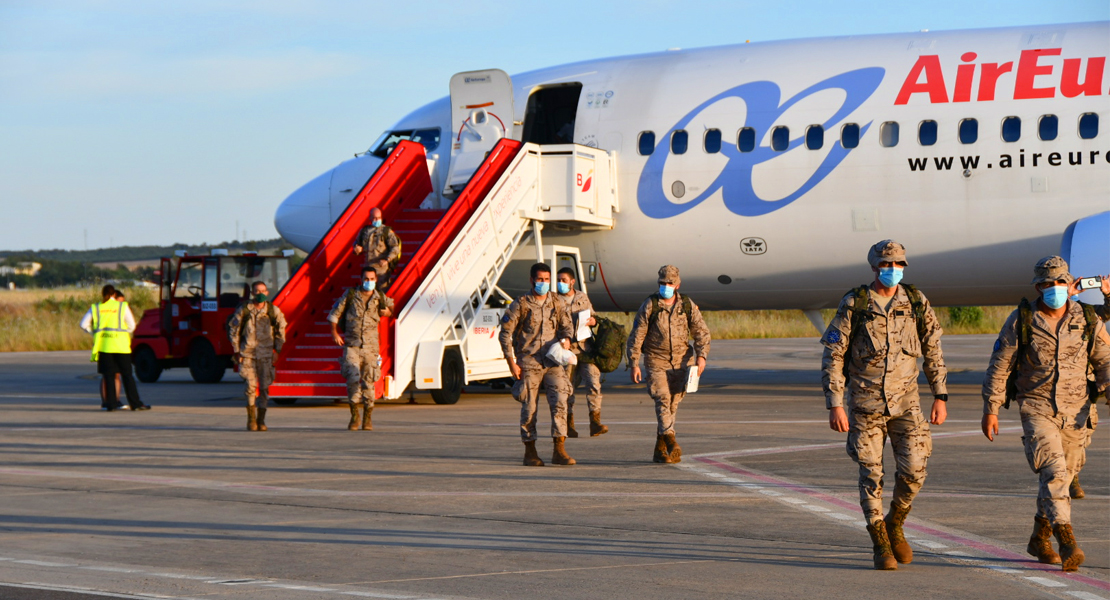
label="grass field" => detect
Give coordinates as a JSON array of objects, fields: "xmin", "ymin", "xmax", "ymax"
[{"xmin": 0, "ymin": 286, "xmax": 1013, "ymax": 353}]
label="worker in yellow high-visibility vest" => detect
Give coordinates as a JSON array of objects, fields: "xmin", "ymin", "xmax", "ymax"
[{"xmin": 80, "ymin": 284, "xmax": 150, "ymax": 411}]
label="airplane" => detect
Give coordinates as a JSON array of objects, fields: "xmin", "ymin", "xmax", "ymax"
[{"xmin": 274, "ymin": 21, "xmax": 1109, "ymax": 326}]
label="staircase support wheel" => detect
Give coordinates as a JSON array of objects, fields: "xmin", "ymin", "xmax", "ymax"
[{"xmin": 430, "ymin": 348, "xmax": 464, "ymax": 405}]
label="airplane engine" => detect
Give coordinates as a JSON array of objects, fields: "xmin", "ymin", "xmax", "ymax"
[{"xmin": 1062, "ymin": 211, "xmax": 1110, "ymax": 304}]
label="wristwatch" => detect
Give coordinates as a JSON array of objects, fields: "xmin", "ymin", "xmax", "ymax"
[{"xmin": 934, "ymin": 394, "xmax": 948, "ymax": 402}]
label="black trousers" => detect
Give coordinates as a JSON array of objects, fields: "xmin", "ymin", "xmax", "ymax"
[{"xmin": 98, "ymin": 352, "xmax": 141, "ymax": 409}]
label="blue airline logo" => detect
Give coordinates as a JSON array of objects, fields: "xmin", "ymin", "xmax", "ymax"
[{"xmin": 637, "ymin": 67, "xmax": 885, "ymax": 218}]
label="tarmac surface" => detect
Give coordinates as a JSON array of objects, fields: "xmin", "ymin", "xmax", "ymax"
[{"xmin": 0, "ymin": 336, "xmax": 1106, "ymax": 600}]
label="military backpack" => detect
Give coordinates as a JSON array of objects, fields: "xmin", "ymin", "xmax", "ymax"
[
  {"xmin": 579, "ymin": 316, "xmax": 628, "ymax": 373},
  {"xmin": 841, "ymin": 283, "xmax": 928, "ymax": 379},
  {"xmin": 226, "ymin": 301, "xmax": 280, "ymax": 355},
  {"xmin": 648, "ymin": 293, "xmax": 695, "ymax": 335},
  {"xmin": 336, "ymin": 287, "xmax": 389, "ymax": 332},
  {"xmin": 1003, "ymin": 299, "xmax": 1100, "ymax": 409}
]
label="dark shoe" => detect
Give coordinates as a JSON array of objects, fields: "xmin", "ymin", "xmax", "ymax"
[
  {"xmin": 1027, "ymin": 516, "xmax": 1061, "ymax": 564},
  {"xmin": 361, "ymin": 405, "xmax": 373, "ymax": 431},
  {"xmin": 1070, "ymin": 475, "xmax": 1085, "ymax": 499},
  {"xmin": 566, "ymin": 410, "xmax": 579, "ymax": 438},
  {"xmin": 589, "ymin": 411, "xmax": 609, "ymax": 436},
  {"xmin": 884, "ymin": 503, "xmax": 913, "ymax": 564},
  {"xmin": 523, "ymin": 441, "xmax": 544, "ymax": 467},
  {"xmin": 257, "ymin": 407, "xmax": 268, "ymax": 431},
  {"xmin": 653, "ymin": 435, "xmax": 669, "ymax": 463},
  {"xmin": 348, "ymin": 403, "xmax": 360, "ymax": 430},
  {"xmin": 866, "ymin": 520, "xmax": 898, "ymax": 570},
  {"xmin": 1053, "ymin": 523, "xmax": 1085, "ymax": 572},
  {"xmin": 551, "ymin": 436, "xmax": 576, "ymax": 465},
  {"xmin": 663, "ymin": 432, "xmax": 682, "ymax": 463},
  {"xmin": 246, "ymin": 406, "xmax": 258, "ymax": 432},
  {"xmin": 133, "ymin": 404, "xmax": 151, "ymax": 411}
]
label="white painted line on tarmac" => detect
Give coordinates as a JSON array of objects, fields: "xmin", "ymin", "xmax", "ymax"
[
  {"xmin": 1065, "ymin": 591, "xmax": 1109, "ymax": 600},
  {"xmin": 15, "ymin": 559, "xmax": 76, "ymax": 567},
  {"xmin": 915, "ymin": 540, "xmax": 949, "ymax": 549},
  {"xmin": 1025, "ymin": 576, "xmax": 1069, "ymax": 587},
  {"xmin": 3, "ymin": 582, "xmax": 196, "ymax": 599},
  {"xmin": 689, "ymin": 427, "xmax": 1023, "ymax": 460}
]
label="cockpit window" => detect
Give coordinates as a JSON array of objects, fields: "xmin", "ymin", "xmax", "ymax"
[{"xmin": 370, "ymin": 128, "xmax": 441, "ymax": 158}]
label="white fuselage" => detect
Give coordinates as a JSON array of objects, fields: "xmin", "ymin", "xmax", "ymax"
[{"xmin": 275, "ymin": 22, "xmax": 1109, "ymax": 311}]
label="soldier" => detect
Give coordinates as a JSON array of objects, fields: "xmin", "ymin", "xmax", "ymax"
[
  {"xmin": 556, "ymin": 267, "xmax": 608, "ymax": 437},
  {"xmin": 626, "ymin": 265, "xmax": 710, "ymax": 465},
  {"xmin": 821, "ymin": 240, "xmax": 948, "ymax": 571},
  {"xmin": 1065, "ymin": 274, "xmax": 1110, "ymax": 500},
  {"xmin": 228, "ymin": 281, "xmax": 287, "ymax": 432},
  {"xmin": 329, "ymin": 267, "xmax": 394, "ymax": 431},
  {"xmin": 353, "ymin": 207, "xmax": 401, "ymax": 288},
  {"xmin": 982, "ymin": 256, "xmax": 1110, "ymax": 572},
  {"xmin": 499, "ymin": 263, "xmax": 576, "ymax": 467}
]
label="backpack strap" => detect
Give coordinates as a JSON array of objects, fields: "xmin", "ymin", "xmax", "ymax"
[
  {"xmin": 649, "ymin": 293, "xmax": 694, "ymax": 333},
  {"xmin": 902, "ymin": 283, "xmax": 929, "ymax": 343},
  {"xmin": 842, "ymin": 285, "xmax": 871, "ymax": 379},
  {"xmin": 1003, "ymin": 298, "xmax": 1034, "ymax": 409}
]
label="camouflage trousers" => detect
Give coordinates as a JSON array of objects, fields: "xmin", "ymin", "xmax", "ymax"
[
  {"xmin": 513, "ymin": 365, "xmax": 571, "ymax": 441},
  {"xmin": 239, "ymin": 354, "xmax": 274, "ymax": 408},
  {"xmin": 341, "ymin": 347, "xmax": 381, "ymax": 407},
  {"xmin": 647, "ymin": 365, "xmax": 688, "ymax": 436},
  {"xmin": 566, "ymin": 361, "xmax": 602, "ymax": 414},
  {"xmin": 1021, "ymin": 408, "xmax": 1093, "ymax": 525},
  {"xmin": 846, "ymin": 407, "xmax": 932, "ymax": 522}
]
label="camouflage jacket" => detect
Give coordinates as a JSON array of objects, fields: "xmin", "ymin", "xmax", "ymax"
[
  {"xmin": 498, "ymin": 292, "xmax": 573, "ymax": 370},
  {"xmin": 327, "ymin": 288, "xmax": 395, "ymax": 351},
  {"xmin": 353, "ymin": 225, "xmax": 401, "ymax": 266},
  {"xmin": 227, "ymin": 302, "xmax": 287, "ymax": 357},
  {"xmin": 821, "ymin": 285, "xmax": 947, "ymax": 413},
  {"xmin": 983, "ymin": 300, "xmax": 1110, "ymax": 419},
  {"xmin": 626, "ymin": 293, "xmax": 711, "ymax": 370},
  {"xmin": 557, "ymin": 291, "xmax": 594, "ymax": 354}
]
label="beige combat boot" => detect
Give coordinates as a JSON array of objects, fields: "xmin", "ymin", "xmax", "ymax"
[
  {"xmin": 866, "ymin": 520, "xmax": 898, "ymax": 570},
  {"xmin": 1053, "ymin": 523, "xmax": 1085, "ymax": 572},
  {"xmin": 653, "ymin": 436, "xmax": 669, "ymax": 463},
  {"xmin": 589, "ymin": 411, "xmax": 608, "ymax": 436},
  {"xmin": 884, "ymin": 502, "xmax": 913, "ymax": 564},
  {"xmin": 246, "ymin": 406, "xmax": 258, "ymax": 432},
  {"xmin": 256, "ymin": 407, "xmax": 268, "ymax": 431},
  {"xmin": 1070, "ymin": 474, "xmax": 1085, "ymax": 499},
  {"xmin": 551, "ymin": 437, "xmax": 576, "ymax": 465},
  {"xmin": 523, "ymin": 441, "xmax": 544, "ymax": 467},
  {"xmin": 663, "ymin": 432, "xmax": 682, "ymax": 463},
  {"xmin": 566, "ymin": 409, "xmax": 579, "ymax": 438},
  {"xmin": 1027, "ymin": 516, "xmax": 1061, "ymax": 564},
  {"xmin": 361, "ymin": 405, "xmax": 373, "ymax": 431},
  {"xmin": 347, "ymin": 403, "xmax": 360, "ymax": 430}
]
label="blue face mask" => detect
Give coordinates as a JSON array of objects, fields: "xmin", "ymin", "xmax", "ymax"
[
  {"xmin": 533, "ymin": 281, "xmax": 550, "ymax": 295},
  {"xmin": 372, "ymin": 219, "xmax": 383, "ymax": 228},
  {"xmin": 1041, "ymin": 285, "xmax": 1068, "ymax": 309},
  {"xmin": 878, "ymin": 266, "xmax": 904, "ymax": 288},
  {"xmin": 658, "ymin": 284, "xmax": 675, "ymax": 299},
  {"xmin": 557, "ymin": 281, "xmax": 571, "ymax": 294},
  {"xmin": 361, "ymin": 280, "xmax": 375, "ymax": 292}
]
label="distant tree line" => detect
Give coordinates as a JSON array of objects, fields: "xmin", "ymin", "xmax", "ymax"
[{"xmin": 0, "ymin": 238, "xmax": 288, "ymax": 264}]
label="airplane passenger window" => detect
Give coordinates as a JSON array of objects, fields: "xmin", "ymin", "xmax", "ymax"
[
  {"xmin": 918, "ymin": 120, "xmax": 937, "ymax": 146},
  {"xmin": 737, "ymin": 127, "xmax": 756, "ymax": 152},
  {"xmin": 1039, "ymin": 115, "xmax": 1058, "ymax": 141},
  {"xmin": 1079, "ymin": 113, "xmax": 1099, "ymax": 139},
  {"xmin": 771, "ymin": 126, "xmax": 789, "ymax": 151},
  {"xmin": 958, "ymin": 119, "xmax": 978, "ymax": 144},
  {"xmin": 704, "ymin": 129, "xmax": 722, "ymax": 153},
  {"xmin": 880, "ymin": 122, "xmax": 899, "ymax": 147},
  {"xmin": 1001, "ymin": 117, "xmax": 1021, "ymax": 142},
  {"xmin": 638, "ymin": 131, "xmax": 656, "ymax": 156},
  {"xmin": 841, "ymin": 123, "xmax": 860, "ymax": 149},
  {"xmin": 671, "ymin": 130, "xmax": 689, "ymax": 155},
  {"xmin": 805, "ymin": 125, "xmax": 823, "ymax": 150}
]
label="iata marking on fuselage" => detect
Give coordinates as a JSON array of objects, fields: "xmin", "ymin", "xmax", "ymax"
[{"xmin": 637, "ymin": 67, "xmax": 884, "ymax": 219}]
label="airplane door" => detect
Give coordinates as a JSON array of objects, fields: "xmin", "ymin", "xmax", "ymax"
[{"xmin": 445, "ymin": 69, "xmax": 513, "ymax": 192}]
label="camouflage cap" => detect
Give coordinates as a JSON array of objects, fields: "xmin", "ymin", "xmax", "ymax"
[
  {"xmin": 867, "ymin": 239, "xmax": 908, "ymax": 268},
  {"xmin": 658, "ymin": 265, "xmax": 680, "ymax": 285},
  {"xmin": 1031, "ymin": 255, "xmax": 1072, "ymax": 285}
]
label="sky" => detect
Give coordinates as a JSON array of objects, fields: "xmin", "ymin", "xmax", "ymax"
[{"xmin": 1, "ymin": 0, "xmax": 1106, "ymax": 251}]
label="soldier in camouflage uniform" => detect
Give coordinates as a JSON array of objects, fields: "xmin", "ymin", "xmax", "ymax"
[
  {"xmin": 556, "ymin": 267, "xmax": 608, "ymax": 437},
  {"xmin": 228, "ymin": 281, "xmax": 287, "ymax": 432},
  {"xmin": 353, "ymin": 207, "xmax": 401, "ymax": 288},
  {"xmin": 1064, "ymin": 274, "xmax": 1110, "ymax": 500},
  {"xmin": 626, "ymin": 265, "xmax": 711, "ymax": 465},
  {"xmin": 821, "ymin": 240, "xmax": 948, "ymax": 570},
  {"xmin": 499, "ymin": 263, "xmax": 577, "ymax": 467},
  {"xmin": 329, "ymin": 267, "xmax": 395, "ymax": 431},
  {"xmin": 982, "ymin": 256, "xmax": 1110, "ymax": 572}
]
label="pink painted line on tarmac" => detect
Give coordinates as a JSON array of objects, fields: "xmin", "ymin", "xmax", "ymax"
[{"xmin": 696, "ymin": 457, "xmax": 1110, "ymax": 591}]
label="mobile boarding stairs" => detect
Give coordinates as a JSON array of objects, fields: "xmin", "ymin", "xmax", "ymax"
[{"xmin": 267, "ymin": 139, "xmax": 618, "ymax": 404}]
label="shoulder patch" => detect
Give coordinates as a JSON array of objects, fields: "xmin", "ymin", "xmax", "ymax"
[
  {"xmin": 825, "ymin": 330, "xmax": 841, "ymax": 344},
  {"xmin": 993, "ymin": 339, "xmax": 1001, "ymax": 352},
  {"xmin": 501, "ymin": 313, "xmax": 511, "ymax": 324}
]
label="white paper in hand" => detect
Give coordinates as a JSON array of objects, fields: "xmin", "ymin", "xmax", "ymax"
[
  {"xmin": 576, "ymin": 309, "xmax": 592, "ymax": 342},
  {"xmin": 685, "ymin": 368, "xmax": 700, "ymax": 393},
  {"xmin": 546, "ymin": 342, "xmax": 577, "ymax": 367}
]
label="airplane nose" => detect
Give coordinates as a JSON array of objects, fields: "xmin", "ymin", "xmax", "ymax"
[{"xmin": 274, "ymin": 169, "xmax": 333, "ymax": 252}]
